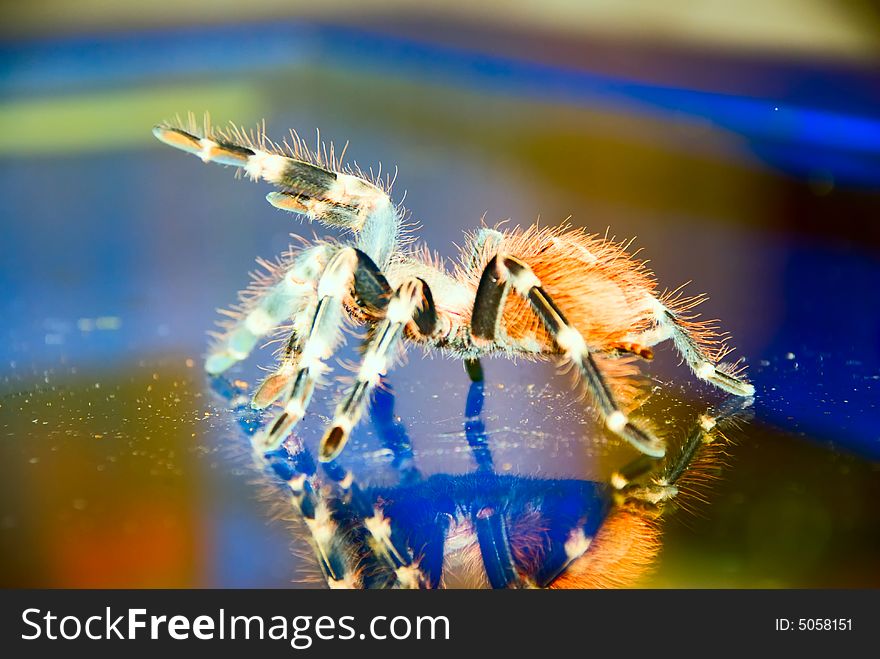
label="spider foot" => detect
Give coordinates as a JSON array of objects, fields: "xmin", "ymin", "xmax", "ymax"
[{"xmin": 605, "ymin": 411, "xmax": 666, "ymax": 458}]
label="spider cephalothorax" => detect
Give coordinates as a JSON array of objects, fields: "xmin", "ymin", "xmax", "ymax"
[{"xmin": 153, "ymin": 116, "xmax": 754, "ymax": 462}]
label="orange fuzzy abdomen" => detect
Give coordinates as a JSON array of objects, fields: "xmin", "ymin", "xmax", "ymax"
[{"xmin": 473, "ymin": 226, "xmax": 658, "ymax": 351}]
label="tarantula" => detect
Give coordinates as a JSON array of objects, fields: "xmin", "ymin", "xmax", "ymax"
[
  {"xmin": 213, "ymin": 373, "xmax": 751, "ymax": 589},
  {"xmin": 153, "ymin": 117, "xmax": 754, "ymax": 462}
]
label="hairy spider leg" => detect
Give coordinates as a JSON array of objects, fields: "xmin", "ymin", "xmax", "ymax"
[
  {"xmin": 205, "ymin": 244, "xmax": 331, "ymax": 377},
  {"xmin": 250, "ymin": 325, "xmax": 307, "ymax": 409},
  {"xmin": 471, "ymin": 254, "xmax": 666, "ymax": 458},
  {"xmin": 252, "ymin": 247, "xmax": 393, "ymax": 413},
  {"xmin": 619, "ymin": 301, "xmax": 755, "ymax": 397},
  {"xmin": 319, "ymin": 277, "xmax": 438, "ymax": 462},
  {"xmin": 152, "ymin": 123, "xmax": 401, "ymax": 268},
  {"xmin": 253, "ymin": 248, "xmax": 359, "ymax": 452},
  {"xmin": 463, "ymin": 357, "xmax": 485, "ymax": 383},
  {"xmin": 658, "ymin": 306, "xmax": 755, "ymax": 397}
]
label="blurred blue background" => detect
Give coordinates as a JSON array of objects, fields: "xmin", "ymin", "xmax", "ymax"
[{"xmin": 1, "ymin": 1, "xmax": 878, "ymax": 588}]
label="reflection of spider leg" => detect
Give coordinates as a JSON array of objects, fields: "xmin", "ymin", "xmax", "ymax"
[
  {"xmin": 370, "ymin": 385, "xmax": 452, "ymax": 587},
  {"xmin": 319, "ymin": 277, "xmax": 437, "ymax": 462},
  {"xmin": 266, "ymin": 447, "xmax": 366, "ymax": 589},
  {"xmin": 460, "ymin": 374, "xmax": 594, "ymax": 590},
  {"xmin": 472, "ymin": 254, "xmax": 665, "ymax": 458},
  {"xmin": 612, "ymin": 394, "xmax": 754, "ymax": 510},
  {"xmin": 457, "ymin": 367, "xmax": 522, "ymax": 588},
  {"xmin": 322, "ymin": 385, "xmax": 430, "ymax": 588},
  {"xmin": 205, "ymin": 244, "xmax": 331, "ymax": 377},
  {"xmin": 220, "ymin": 373, "xmax": 428, "ymax": 588},
  {"xmin": 336, "ymin": 473, "xmax": 428, "ymax": 589},
  {"xmin": 535, "ymin": 396, "xmax": 751, "ymax": 588},
  {"xmin": 461, "ymin": 354, "xmax": 493, "ymax": 469},
  {"xmin": 211, "ymin": 375, "xmax": 365, "ymax": 588},
  {"xmin": 320, "ymin": 450, "xmax": 428, "ymax": 586},
  {"xmin": 465, "ymin": 379, "xmax": 494, "ymax": 473},
  {"xmin": 474, "ymin": 502, "xmax": 522, "ymax": 588},
  {"xmin": 273, "ymin": 439, "xmax": 423, "ymax": 589},
  {"xmin": 255, "ymin": 247, "xmax": 390, "ymax": 452},
  {"xmin": 209, "ymin": 376, "xmax": 263, "ymax": 436},
  {"xmin": 370, "ymin": 382, "xmax": 420, "ymax": 484}
]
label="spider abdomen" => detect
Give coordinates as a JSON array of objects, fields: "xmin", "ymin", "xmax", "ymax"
[{"xmin": 462, "ymin": 225, "xmax": 658, "ymax": 353}]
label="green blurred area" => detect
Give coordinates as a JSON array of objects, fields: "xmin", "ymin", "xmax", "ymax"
[{"xmin": 0, "ymin": 84, "xmax": 264, "ymax": 155}]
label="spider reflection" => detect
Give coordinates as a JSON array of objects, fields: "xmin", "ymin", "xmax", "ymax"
[{"xmin": 212, "ymin": 376, "xmax": 751, "ymax": 589}]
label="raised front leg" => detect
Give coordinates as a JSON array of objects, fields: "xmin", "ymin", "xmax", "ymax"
[{"xmin": 153, "ymin": 118, "xmax": 402, "ymax": 267}]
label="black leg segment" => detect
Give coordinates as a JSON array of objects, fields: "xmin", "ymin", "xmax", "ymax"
[{"xmin": 471, "ymin": 256, "xmax": 507, "ymax": 341}]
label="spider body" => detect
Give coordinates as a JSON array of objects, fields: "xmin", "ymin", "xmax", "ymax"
[{"xmin": 154, "ymin": 117, "xmax": 754, "ymax": 462}]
